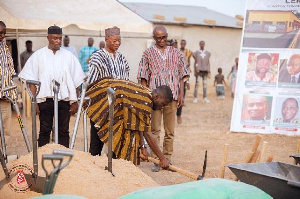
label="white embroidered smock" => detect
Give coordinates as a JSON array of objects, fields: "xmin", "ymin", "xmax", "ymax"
[{"xmin": 19, "ymin": 46, "xmax": 86, "ymax": 103}]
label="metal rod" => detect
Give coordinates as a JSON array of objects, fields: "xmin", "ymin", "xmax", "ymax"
[
  {"xmin": 70, "ymin": 77, "xmax": 88, "ymax": 149},
  {"xmin": 52, "ymin": 80, "xmax": 60, "ymax": 144},
  {"xmin": 0, "ymin": 107, "xmax": 7, "ymax": 163}
]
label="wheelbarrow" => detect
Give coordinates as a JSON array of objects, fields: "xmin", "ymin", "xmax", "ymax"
[
  {"xmin": 228, "ymin": 162, "xmax": 300, "ymax": 199},
  {"xmin": 290, "ymin": 154, "xmax": 300, "ymax": 165}
]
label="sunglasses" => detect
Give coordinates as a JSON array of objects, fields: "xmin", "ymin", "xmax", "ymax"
[{"xmin": 154, "ymin": 34, "xmax": 168, "ymax": 41}]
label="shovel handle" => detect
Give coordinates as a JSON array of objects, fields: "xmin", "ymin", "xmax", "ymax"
[
  {"xmin": 144, "ymin": 155, "xmax": 200, "ymax": 181},
  {"xmin": 107, "ymin": 87, "xmax": 116, "ymax": 105},
  {"xmin": 2, "ymin": 85, "xmax": 17, "ymax": 93},
  {"xmin": 53, "ymin": 149, "xmax": 74, "ymax": 170},
  {"xmin": 26, "ymin": 80, "xmax": 41, "ymax": 99},
  {"xmin": 2, "ymin": 85, "xmax": 18, "ymax": 102}
]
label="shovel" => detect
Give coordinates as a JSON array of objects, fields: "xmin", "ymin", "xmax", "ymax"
[
  {"xmin": 0, "ymin": 147, "xmax": 10, "ymax": 189},
  {"xmin": 42, "ymin": 150, "xmax": 74, "ymax": 194},
  {"xmin": 24, "ymin": 149, "xmax": 74, "ymax": 193},
  {"xmin": 52, "ymin": 80, "xmax": 60, "ymax": 144},
  {"xmin": 25, "ymin": 80, "xmax": 40, "ymax": 184},
  {"xmin": 70, "ymin": 77, "xmax": 88, "ymax": 149},
  {"xmin": 140, "ymin": 150, "xmax": 207, "ymax": 180},
  {"xmin": 82, "ymin": 97, "xmax": 91, "ymax": 152},
  {"xmin": 3, "ymin": 85, "xmax": 32, "ymax": 152},
  {"xmin": 105, "ymin": 87, "xmax": 116, "ymax": 176}
]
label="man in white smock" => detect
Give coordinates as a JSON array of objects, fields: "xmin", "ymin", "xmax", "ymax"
[{"xmin": 19, "ymin": 26, "xmax": 86, "ymax": 148}]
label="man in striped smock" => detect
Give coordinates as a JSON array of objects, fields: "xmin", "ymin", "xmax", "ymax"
[
  {"xmin": 0, "ymin": 21, "xmax": 18, "ymax": 139},
  {"xmin": 86, "ymin": 78, "xmax": 171, "ymax": 168},
  {"xmin": 88, "ymin": 26, "xmax": 130, "ymax": 156},
  {"xmin": 137, "ymin": 26, "xmax": 190, "ymax": 172}
]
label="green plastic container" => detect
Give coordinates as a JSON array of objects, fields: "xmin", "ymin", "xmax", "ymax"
[{"xmin": 120, "ymin": 178, "xmax": 272, "ymax": 199}]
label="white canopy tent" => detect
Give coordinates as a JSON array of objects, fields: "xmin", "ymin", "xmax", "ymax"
[{"xmin": 0, "ymin": 0, "xmax": 153, "ymax": 34}]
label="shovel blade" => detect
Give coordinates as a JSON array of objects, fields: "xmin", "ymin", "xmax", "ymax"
[{"xmin": 24, "ymin": 173, "xmax": 46, "ymax": 193}]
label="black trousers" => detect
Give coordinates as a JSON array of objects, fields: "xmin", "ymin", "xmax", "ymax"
[
  {"xmin": 89, "ymin": 120, "xmax": 104, "ymax": 156},
  {"xmin": 38, "ymin": 98, "xmax": 70, "ymax": 148}
]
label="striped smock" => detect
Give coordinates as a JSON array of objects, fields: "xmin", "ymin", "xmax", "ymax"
[
  {"xmin": 85, "ymin": 78, "xmax": 152, "ymax": 165},
  {"xmin": 0, "ymin": 41, "xmax": 17, "ymax": 100}
]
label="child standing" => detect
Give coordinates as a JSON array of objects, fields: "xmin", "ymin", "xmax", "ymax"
[{"xmin": 214, "ymin": 68, "xmax": 227, "ymax": 99}]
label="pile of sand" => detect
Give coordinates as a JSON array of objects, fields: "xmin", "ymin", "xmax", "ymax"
[{"xmin": 0, "ymin": 144, "xmax": 159, "ymax": 199}]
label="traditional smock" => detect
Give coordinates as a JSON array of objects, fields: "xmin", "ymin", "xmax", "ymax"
[
  {"xmin": 85, "ymin": 78, "xmax": 152, "ymax": 164},
  {"xmin": 18, "ymin": 46, "xmax": 86, "ymax": 103}
]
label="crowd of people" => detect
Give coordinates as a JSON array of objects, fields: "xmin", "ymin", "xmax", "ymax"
[{"xmin": 0, "ymin": 20, "xmax": 240, "ymax": 172}]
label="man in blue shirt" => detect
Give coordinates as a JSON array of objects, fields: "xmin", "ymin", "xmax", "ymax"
[{"xmin": 79, "ymin": 38, "xmax": 97, "ymax": 75}]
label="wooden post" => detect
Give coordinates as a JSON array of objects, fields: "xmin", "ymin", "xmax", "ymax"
[
  {"xmin": 252, "ymin": 135, "xmax": 262, "ymax": 152},
  {"xmin": 251, "ymin": 150, "xmax": 260, "ymax": 163},
  {"xmin": 293, "ymin": 139, "xmax": 300, "ymax": 165},
  {"xmin": 259, "ymin": 141, "xmax": 268, "ymax": 162},
  {"xmin": 218, "ymin": 144, "xmax": 229, "ymax": 178}
]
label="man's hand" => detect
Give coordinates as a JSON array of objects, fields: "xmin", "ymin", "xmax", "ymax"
[
  {"xmin": 70, "ymin": 102, "xmax": 78, "ymax": 115},
  {"xmin": 186, "ymin": 82, "xmax": 190, "ymax": 90},
  {"xmin": 36, "ymin": 105, "xmax": 40, "ymax": 115},
  {"xmin": 177, "ymin": 94, "xmax": 184, "ymax": 108},
  {"xmin": 159, "ymin": 157, "xmax": 169, "ymax": 169},
  {"xmin": 140, "ymin": 148, "xmax": 149, "ymax": 161}
]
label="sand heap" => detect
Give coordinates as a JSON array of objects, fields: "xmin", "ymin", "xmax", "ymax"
[{"xmin": 0, "ymin": 144, "xmax": 159, "ymax": 199}]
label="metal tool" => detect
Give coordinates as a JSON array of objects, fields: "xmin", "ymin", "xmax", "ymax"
[
  {"xmin": 26, "ymin": 80, "xmax": 41, "ymax": 180},
  {"xmin": 82, "ymin": 97, "xmax": 91, "ymax": 152},
  {"xmin": 24, "ymin": 149, "xmax": 74, "ymax": 193},
  {"xmin": 42, "ymin": 154, "xmax": 64, "ymax": 195},
  {"xmin": 290, "ymin": 154, "xmax": 300, "ymax": 165},
  {"xmin": 3, "ymin": 85, "xmax": 32, "ymax": 152},
  {"xmin": 105, "ymin": 87, "xmax": 116, "ymax": 176},
  {"xmin": 228, "ymin": 162, "xmax": 300, "ymax": 199},
  {"xmin": 52, "ymin": 80, "xmax": 60, "ymax": 144},
  {"xmin": 70, "ymin": 77, "xmax": 88, "ymax": 149},
  {"xmin": 0, "ymin": 106, "xmax": 7, "ymax": 164},
  {"xmin": 142, "ymin": 151, "xmax": 207, "ymax": 181},
  {"xmin": 0, "ymin": 147, "xmax": 10, "ymax": 189},
  {"xmin": 48, "ymin": 149, "xmax": 73, "ymax": 193}
]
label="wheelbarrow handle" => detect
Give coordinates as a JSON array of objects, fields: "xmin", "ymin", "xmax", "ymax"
[
  {"xmin": 287, "ymin": 180, "xmax": 300, "ymax": 189},
  {"xmin": 53, "ymin": 149, "xmax": 74, "ymax": 170}
]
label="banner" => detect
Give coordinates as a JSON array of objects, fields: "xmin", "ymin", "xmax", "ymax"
[{"xmin": 230, "ymin": 0, "xmax": 300, "ymax": 135}]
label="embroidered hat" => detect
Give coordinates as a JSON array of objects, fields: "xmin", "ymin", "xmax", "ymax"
[{"xmin": 105, "ymin": 26, "xmax": 120, "ymax": 37}]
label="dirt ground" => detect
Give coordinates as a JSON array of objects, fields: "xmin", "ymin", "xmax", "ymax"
[{"xmin": 4, "ymin": 84, "xmax": 300, "ymax": 189}]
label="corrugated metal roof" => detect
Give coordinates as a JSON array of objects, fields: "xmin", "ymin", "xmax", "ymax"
[{"xmin": 122, "ymin": 2, "xmax": 243, "ymax": 29}]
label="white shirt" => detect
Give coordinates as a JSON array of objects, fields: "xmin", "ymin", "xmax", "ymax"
[
  {"xmin": 61, "ymin": 45, "xmax": 78, "ymax": 58},
  {"xmin": 291, "ymin": 72, "xmax": 300, "ymax": 83},
  {"xmin": 19, "ymin": 46, "xmax": 86, "ymax": 103}
]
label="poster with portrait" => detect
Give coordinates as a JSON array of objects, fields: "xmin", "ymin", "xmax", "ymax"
[{"xmin": 230, "ymin": 0, "xmax": 300, "ymax": 136}]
